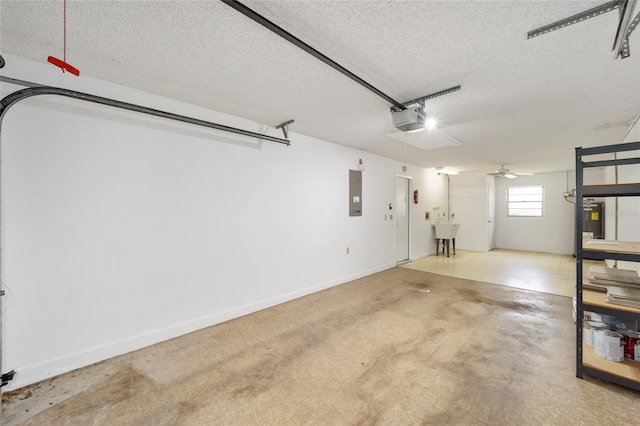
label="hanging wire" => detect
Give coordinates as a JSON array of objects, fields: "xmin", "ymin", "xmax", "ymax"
[{"xmin": 63, "ymin": 0, "xmax": 67, "ymax": 65}]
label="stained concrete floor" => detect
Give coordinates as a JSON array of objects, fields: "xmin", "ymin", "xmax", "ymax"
[{"xmin": 3, "ymin": 267, "xmax": 640, "ymax": 425}]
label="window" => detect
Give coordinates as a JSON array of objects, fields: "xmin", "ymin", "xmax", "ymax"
[{"xmin": 507, "ymin": 186, "xmax": 543, "ymax": 217}]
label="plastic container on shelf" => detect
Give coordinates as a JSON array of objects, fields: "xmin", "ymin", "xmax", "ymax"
[
  {"xmin": 584, "ymin": 321, "xmax": 610, "ymax": 346},
  {"xmin": 594, "ymin": 329, "xmax": 625, "ymax": 362}
]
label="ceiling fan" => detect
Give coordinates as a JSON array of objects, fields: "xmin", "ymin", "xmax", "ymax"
[{"xmin": 487, "ymin": 165, "xmax": 534, "ymax": 179}]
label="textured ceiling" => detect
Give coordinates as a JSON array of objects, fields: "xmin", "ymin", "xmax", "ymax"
[{"xmin": 1, "ymin": 0, "xmax": 639, "ymax": 174}]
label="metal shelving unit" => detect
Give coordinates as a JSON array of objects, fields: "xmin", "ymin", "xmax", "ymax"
[{"xmin": 575, "ymin": 141, "xmax": 640, "ymax": 391}]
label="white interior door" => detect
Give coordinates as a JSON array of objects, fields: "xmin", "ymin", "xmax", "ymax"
[
  {"xmin": 395, "ymin": 177, "xmax": 410, "ymax": 262},
  {"xmin": 487, "ymin": 182, "xmax": 496, "ymax": 250}
]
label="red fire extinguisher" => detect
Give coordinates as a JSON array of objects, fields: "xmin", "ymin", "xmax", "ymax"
[{"xmin": 413, "ymin": 190, "xmax": 419, "ymax": 204}]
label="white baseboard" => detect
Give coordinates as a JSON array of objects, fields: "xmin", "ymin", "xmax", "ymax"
[{"xmin": 3, "ymin": 262, "xmax": 395, "ymax": 392}]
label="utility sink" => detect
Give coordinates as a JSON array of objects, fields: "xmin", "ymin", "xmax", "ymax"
[{"xmin": 434, "ymin": 223, "xmax": 461, "ymax": 239}]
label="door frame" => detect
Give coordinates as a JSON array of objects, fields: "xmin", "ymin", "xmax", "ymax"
[
  {"xmin": 395, "ymin": 174, "xmax": 413, "ymax": 263},
  {"xmin": 487, "ymin": 181, "xmax": 496, "ymax": 251}
]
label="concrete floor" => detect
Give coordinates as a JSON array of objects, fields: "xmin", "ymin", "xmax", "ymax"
[
  {"xmin": 403, "ymin": 249, "xmax": 592, "ymax": 298},
  {"xmin": 3, "ymin": 267, "xmax": 640, "ymax": 425}
]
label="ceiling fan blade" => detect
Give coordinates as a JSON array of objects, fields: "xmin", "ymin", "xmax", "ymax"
[{"xmin": 487, "ymin": 164, "xmax": 528, "ymax": 178}]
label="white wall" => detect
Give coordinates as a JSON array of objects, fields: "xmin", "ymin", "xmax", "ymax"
[
  {"xmin": 575, "ymin": 119, "xmax": 640, "ymax": 272},
  {"xmin": 617, "ymin": 118, "xmax": 640, "ymax": 243},
  {"xmin": 449, "ymin": 172, "xmax": 494, "ymax": 252},
  {"xmin": 492, "ymin": 118, "xmax": 639, "ymax": 255},
  {"xmin": 0, "ymin": 54, "xmax": 443, "ymax": 390},
  {"xmin": 606, "ymin": 118, "xmax": 640, "ymax": 272},
  {"xmin": 495, "ymin": 172, "xmax": 575, "ymax": 254},
  {"xmin": 431, "ymin": 167, "xmax": 606, "ymax": 256},
  {"xmin": 409, "ymin": 168, "xmax": 445, "ymax": 259},
  {"xmin": 414, "ymin": 169, "xmax": 448, "ymax": 256}
]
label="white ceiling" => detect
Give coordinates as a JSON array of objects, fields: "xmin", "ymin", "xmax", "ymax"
[{"xmin": 1, "ymin": 0, "xmax": 639, "ymax": 174}]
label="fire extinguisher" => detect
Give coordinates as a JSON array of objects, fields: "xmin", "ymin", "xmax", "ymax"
[{"xmin": 413, "ymin": 190, "xmax": 419, "ymax": 204}]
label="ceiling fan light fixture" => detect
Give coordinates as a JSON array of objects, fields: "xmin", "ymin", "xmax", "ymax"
[
  {"xmin": 488, "ymin": 164, "xmax": 531, "ymax": 178},
  {"xmin": 435, "ymin": 166, "xmax": 458, "ymax": 175}
]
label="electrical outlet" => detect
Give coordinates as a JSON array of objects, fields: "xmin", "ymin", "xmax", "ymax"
[
  {"xmin": 425, "ymin": 212, "xmax": 430, "ymax": 220},
  {"xmin": 346, "ymin": 247, "xmax": 350, "ymax": 254}
]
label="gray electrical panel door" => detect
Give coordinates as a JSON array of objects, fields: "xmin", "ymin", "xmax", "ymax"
[{"xmin": 349, "ymin": 170, "xmax": 362, "ymax": 216}]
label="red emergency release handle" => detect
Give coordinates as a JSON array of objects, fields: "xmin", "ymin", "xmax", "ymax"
[{"xmin": 47, "ymin": 56, "xmax": 80, "ymax": 76}]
